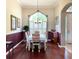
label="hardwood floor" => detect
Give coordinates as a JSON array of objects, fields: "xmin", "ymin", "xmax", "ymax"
[{"xmin": 6, "ymin": 42, "xmax": 72, "ymax": 59}]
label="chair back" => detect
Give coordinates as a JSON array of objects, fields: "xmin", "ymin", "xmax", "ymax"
[
  {"xmin": 25, "ymin": 32, "xmax": 29, "ymax": 42},
  {"xmin": 35, "ymin": 31, "xmax": 39, "ymax": 34},
  {"xmin": 32, "ymin": 33, "xmax": 40, "ymax": 42}
]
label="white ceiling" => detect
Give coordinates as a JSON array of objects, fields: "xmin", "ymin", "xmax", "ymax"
[{"xmin": 17, "ymin": 0, "xmax": 59, "ymax": 8}]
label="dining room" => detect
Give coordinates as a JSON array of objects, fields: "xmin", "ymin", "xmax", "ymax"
[{"xmin": 6, "ymin": 0, "xmax": 72, "ymax": 59}]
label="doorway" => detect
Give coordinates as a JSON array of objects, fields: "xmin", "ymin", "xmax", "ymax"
[{"xmin": 61, "ymin": 3, "xmax": 72, "ymax": 53}]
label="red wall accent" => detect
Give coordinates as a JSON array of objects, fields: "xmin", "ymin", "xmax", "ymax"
[{"xmin": 6, "ymin": 32, "xmax": 24, "ymax": 42}]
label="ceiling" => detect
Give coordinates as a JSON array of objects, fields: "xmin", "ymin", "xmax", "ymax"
[{"xmin": 17, "ymin": 0, "xmax": 59, "ymax": 8}]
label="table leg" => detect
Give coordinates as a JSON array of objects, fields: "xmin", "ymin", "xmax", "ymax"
[
  {"xmin": 38, "ymin": 44, "xmax": 40, "ymax": 52},
  {"xmin": 26, "ymin": 43, "xmax": 27, "ymax": 49},
  {"xmin": 28, "ymin": 42, "xmax": 30, "ymax": 51}
]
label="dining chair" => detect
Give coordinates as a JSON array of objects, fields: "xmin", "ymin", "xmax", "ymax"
[
  {"xmin": 25, "ymin": 32, "xmax": 29, "ymax": 50},
  {"xmin": 31, "ymin": 33, "xmax": 41, "ymax": 52},
  {"xmin": 41, "ymin": 32, "xmax": 47, "ymax": 51}
]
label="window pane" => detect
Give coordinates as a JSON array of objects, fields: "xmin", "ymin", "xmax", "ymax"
[{"xmin": 29, "ymin": 12, "xmax": 47, "ymax": 34}]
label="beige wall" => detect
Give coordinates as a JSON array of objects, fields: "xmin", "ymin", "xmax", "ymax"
[
  {"xmin": 53, "ymin": 0, "xmax": 72, "ymax": 33},
  {"xmin": 22, "ymin": 7, "xmax": 55, "ymax": 31},
  {"xmin": 54, "ymin": 0, "xmax": 71, "ymax": 33},
  {"xmin": 54, "ymin": 0, "xmax": 72, "ymax": 45},
  {"xmin": 6, "ymin": 0, "xmax": 22, "ymax": 34},
  {"xmin": 6, "ymin": 0, "xmax": 71, "ymax": 34},
  {"xmin": 54, "ymin": 0, "xmax": 72, "ymax": 17}
]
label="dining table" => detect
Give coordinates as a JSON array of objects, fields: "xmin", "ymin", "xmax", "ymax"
[{"xmin": 26, "ymin": 33, "xmax": 47, "ymax": 51}]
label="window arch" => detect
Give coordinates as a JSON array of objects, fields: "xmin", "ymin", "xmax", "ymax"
[{"xmin": 29, "ymin": 11, "xmax": 48, "ymax": 34}]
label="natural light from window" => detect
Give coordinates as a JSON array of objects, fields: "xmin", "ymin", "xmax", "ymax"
[{"xmin": 29, "ymin": 12, "xmax": 47, "ymax": 34}]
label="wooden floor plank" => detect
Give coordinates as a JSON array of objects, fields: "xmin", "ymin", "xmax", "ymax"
[{"xmin": 6, "ymin": 42, "xmax": 72, "ymax": 59}]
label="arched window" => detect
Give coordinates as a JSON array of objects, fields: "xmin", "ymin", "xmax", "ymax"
[{"xmin": 29, "ymin": 11, "xmax": 48, "ymax": 34}]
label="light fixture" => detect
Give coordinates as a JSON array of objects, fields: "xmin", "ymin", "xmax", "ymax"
[
  {"xmin": 36, "ymin": 0, "xmax": 40, "ymax": 24},
  {"xmin": 37, "ymin": 0, "xmax": 39, "ymax": 12}
]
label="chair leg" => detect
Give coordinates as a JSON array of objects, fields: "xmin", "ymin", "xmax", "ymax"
[
  {"xmin": 32, "ymin": 48, "xmax": 34, "ymax": 52},
  {"xmin": 32, "ymin": 44, "xmax": 34, "ymax": 52},
  {"xmin": 38, "ymin": 49, "xmax": 40, "ymax": 52},
  {"xmin": 26, "ymin": 45, "xmax": 27, "ymax": 49},
  {"xmin": 28, "ymin": 42, "xmax": 30, "ymax": 51},
  {"xmin": 38, "ymin": 44, "xmax": 40, "ymax": 52},
  {"xmin": 44, "ymin": 42, "xmax": 47, "ymax": 51},
  {"xmin": 25, "ymin": 43, "xmax": 27, "ymax": 50}
]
